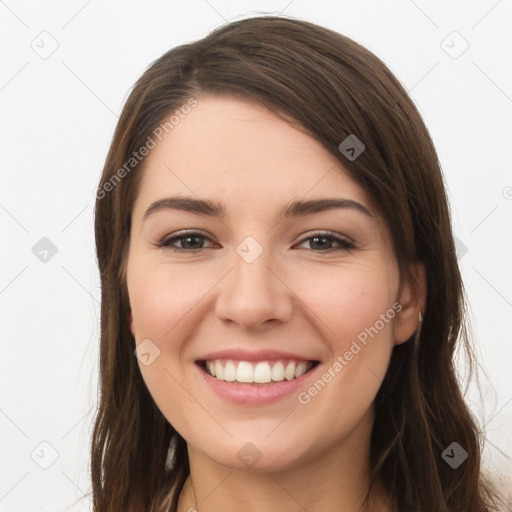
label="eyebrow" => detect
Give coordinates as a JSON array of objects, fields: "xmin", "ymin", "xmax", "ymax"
[{"xmin": 143, "ymin": 194, "xmax": 373, "ymax": 221}]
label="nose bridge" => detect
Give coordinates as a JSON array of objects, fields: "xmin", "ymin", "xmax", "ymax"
[{"xmin": 214, "ymin": 235, "xmax": 293, "ymax": 328}]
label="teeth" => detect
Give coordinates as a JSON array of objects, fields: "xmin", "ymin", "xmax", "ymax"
[
  {"xmin": 236, "ymin": 361, "xmax": 254, "ymax": 383},
  {"xmin": 271, "ymin": 361, "xmax": 285, "ymax": 382},
  {"xmin": 284, "ymin": 362, "xmax": 296, "ymax": 380},
  {"xmin": 295, "ymin": 362, "xmax": 308, "ymax": 378},
  {"xmin": 254, "ymin": 362, "xmax": 272, "ymax": 383},
  {"xmin": 224, "ymin": 360, "xmax": 236, "ymax": 382},
  {"xmin": 215, "ymin": 360, "xmax": 224, "ymax": 380},
  {"xmin": 204, "ymin": 359, "xmax": 314, "ymax": 384}
]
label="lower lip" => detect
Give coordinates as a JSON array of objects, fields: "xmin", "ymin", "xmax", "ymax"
[{"xmin": 196, "ymin": 362, "xmax": 320, "ymax": 405}]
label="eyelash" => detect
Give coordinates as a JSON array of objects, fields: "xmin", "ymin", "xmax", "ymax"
[{"xmin": 155, "ymin": 230, "xmax": 355, "ymax": 253}]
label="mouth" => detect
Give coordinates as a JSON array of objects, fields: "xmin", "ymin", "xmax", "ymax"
[{"xmin": 196, "ymin": 358, "xmax": 320, "ymax": 385}]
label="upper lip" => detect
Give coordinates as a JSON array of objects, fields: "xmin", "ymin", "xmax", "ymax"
[{"xmin": 196, "ymin": 349, "xmax": 319, "ymax": 363}]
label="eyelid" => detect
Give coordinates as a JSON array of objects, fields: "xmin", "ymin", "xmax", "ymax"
[
  {"xmin": 297, "ymin": 230, "xmax": 354, "ymax": 245},
  {"xmin": 155, "ymin": 229, "xmax": 355, "ymax": 253},
  {"xmin": 155, "ymin": 229, "xmax": 216, "ymax": 248},
  {"xmin": 295, "ymin": 231, "xmax": 355, "ymax": 252}
]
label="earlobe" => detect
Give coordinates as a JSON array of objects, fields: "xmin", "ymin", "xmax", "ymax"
[{"xmin": 394, "ymin": 262, "xmax": 427, "ymax": 345}]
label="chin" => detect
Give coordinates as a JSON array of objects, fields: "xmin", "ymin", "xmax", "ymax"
[{"xmin": 193, "ymin": 434, "xmax": 314, "ymax": 473}]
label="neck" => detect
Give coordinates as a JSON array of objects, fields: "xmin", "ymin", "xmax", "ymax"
[{"xmin": 177, "ymin": 410, "xmax": 392, "ymax": 512}]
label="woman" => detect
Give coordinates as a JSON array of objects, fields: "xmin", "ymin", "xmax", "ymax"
[{"xmin": 91, "ymin": 15, "xmax": 506, "ymax": 512}]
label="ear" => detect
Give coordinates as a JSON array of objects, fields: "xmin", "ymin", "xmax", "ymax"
[{"xmin": 393, "ymin": 262, "xmax": 427, "ymax": 345}]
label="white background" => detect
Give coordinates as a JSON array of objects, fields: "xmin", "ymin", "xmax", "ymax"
[{"xmin": 1, "ymin": 0, "xmax": 511, "ymax": 510}]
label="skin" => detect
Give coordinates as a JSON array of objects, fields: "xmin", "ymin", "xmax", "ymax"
[{"xmin": 126, "ymin": 95, "xmax": 425, "ymax": 512}]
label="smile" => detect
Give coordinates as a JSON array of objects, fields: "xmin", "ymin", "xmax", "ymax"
[{"xmin": 198, "ymin": 359, "xmax": 319, "ymax": 385}]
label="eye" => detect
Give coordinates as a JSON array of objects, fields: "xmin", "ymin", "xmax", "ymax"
[
  {"xmin": 155, "ymin": 230, "xmax": 354, "ymax": 253},
  {"xmin": 295, "ymin": 231, "xmax": 355, "ymax": 252},
  {"xmin": 155, "ymin": 231, "xmax": 214, "ymax": 253}
]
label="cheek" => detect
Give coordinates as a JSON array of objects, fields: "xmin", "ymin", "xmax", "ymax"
[
  {"xmin": 127, "ymin": 261, "xmax": 208, "ymax": 436},
  {"xmin": 292, "ymin": 264, "xmax": 398, "ymax": 421},
  {"xmin": 127, "ymin": 261, "xmax": 213, "ymax": 341},
  {"xmin": 295, "ymin": 262, "xmax": 398, "ymax": 348}
]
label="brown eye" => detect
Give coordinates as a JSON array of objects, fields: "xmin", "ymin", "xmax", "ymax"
[
  {"xmin": 297, "ymin": 232, "xmax": 355, "ymax": 252},
  {"xmin": 156, "ymin": 231, "xmax": 214, "ymax": 253}
]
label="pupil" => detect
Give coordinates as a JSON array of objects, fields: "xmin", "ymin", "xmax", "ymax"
[
  {"xmin": 312, "ymin": 236, "xmax": 330, "ymax": 250},
  {"xmin": 184, "ymin": 236, "xmax": 201, "ymax": 249}
]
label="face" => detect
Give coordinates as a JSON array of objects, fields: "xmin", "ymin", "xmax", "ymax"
[{"xmin": 126, "ymin": 95, "xmax": 420, "ymax": 472}]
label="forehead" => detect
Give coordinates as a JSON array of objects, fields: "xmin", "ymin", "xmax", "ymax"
[{"xmin": 133, "ymin": 94, "xmax": 374, "ymax": 216}]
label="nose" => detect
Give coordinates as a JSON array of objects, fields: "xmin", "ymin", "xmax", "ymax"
[{"xmin": 214, "ymin": 246, "xmax": 294, "ymax": 330}]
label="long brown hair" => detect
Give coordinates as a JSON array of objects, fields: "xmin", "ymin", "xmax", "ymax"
[{"xmin": 92, "ymin": 15, "xmax": 505, "ymax": 511}]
